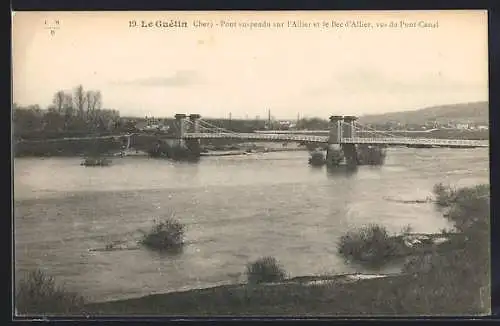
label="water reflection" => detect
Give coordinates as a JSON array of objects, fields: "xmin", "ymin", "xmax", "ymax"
[
  {"xmin": 326, "ymin": 165, "xmax": 358, "ymax": 177},
  {"xmin": 145, "ymin": 245, "xmax": 185, "ymax": 259}
]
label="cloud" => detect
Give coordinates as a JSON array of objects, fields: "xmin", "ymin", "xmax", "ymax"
[{"xmin": 112, "ymin": 70, "xmax": 202, "ymax": 87}]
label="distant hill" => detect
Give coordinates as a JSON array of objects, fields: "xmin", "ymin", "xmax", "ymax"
[{"xmin": 358, "ymin": 101, "xmax": 489, "ymax": 125}]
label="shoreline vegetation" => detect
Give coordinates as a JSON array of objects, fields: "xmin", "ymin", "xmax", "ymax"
[
  {"xmin": 15, "ymin": 182, "xmax": 490, "ymax": 316},
  {"xmin": 14, "ymin": 134, "xmax": 488, "ymax": 159},
  {"xmin": 13, "ymin": 85, "xmax": 488, "ymax": 160}
]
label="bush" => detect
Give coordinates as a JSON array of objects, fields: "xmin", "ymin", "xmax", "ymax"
[
  {"xmin": 309, "ymin": 151, "xmax": 326, "ymax": 166},
  {"xmin": 356, "ymin": 145, "xmax": 387, "ymax": 166},
  {"xmin": 141, "ymin": 218, "xmax": 185, "ymax": 251},
  {"xmin": 15, "ymin": 269, "xmax": 85, "ymax": 315},
  {"xmin": 400, "ymin": 183, "xmax": 490, "ymax": 314},
  {"xmin": 246, "ymin": 257, "xmax": 287, "ymax": 284},
  {"xmin": 433, "ymin": 183, "xmax": 457, "ymax": 207},
  {"xmin": 446, "ymin": 184, "xmax": 489, "ymax": 233},
  {"xmin": 337, "ymin": 224, "xmax": 403, "ymax": 265}
]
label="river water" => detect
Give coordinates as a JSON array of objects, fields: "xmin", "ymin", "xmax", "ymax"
[{"xmin": 13, "ymin": 148, "xmax": 489, "ymax": 303}]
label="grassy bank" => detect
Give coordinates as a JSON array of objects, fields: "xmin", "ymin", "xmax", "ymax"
[{"xmin": 83, "ymin": 269, "xmax": 484, "ymax": 316}]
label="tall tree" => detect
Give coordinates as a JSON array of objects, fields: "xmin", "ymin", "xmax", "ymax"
[
  {"xmin": 85, "ymin": 90, "xmax": 103, "ymax": 122},
  {"xmin": 52, "ymin": 90, "xmax": 66, "ymax": 114},
  {"xmin": 85, "ymin": 90, "xmax": 104, "ymax": 130},
  {"xmin": 73, "ymin": 85, "xmax": 87, "ymax": 119}
]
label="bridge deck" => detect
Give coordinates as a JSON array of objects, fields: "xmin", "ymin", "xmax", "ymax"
[
  {"xmin": 15, "ymin": 132, "xmax": 488, "ymax": 148},
  {"xmin": 342, "ymin": 137, "xmax": 488, "ymax": 147},
  {"xmin": 183, "ymin": 132, "xmax": 328, "ymax": 143},
  {"xmin": 183, "ymin": 133, "xmax": 488, "ymax": 147}
]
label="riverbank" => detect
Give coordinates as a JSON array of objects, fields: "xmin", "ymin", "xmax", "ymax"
[
  {"xmin": 201, "ymin": 147, "xmax": 306, "ymax": 157},
  {"xmin": 84, "ymin": 264, "xmax": 484, "ymax": 316},
  {"xmin": 14, "ymin": 141, "xmax": 307, "ymax": 158},
  {"xmin": 14, "ymin": 135, "xmax": 487, "ymax": 158},
  {"xmin": 83, "ymin": 272, "xmax": 412, "ymax": 316},
  {"xmin": 81, "ymin": 230, "xmax": 479, "ymax": 316}
]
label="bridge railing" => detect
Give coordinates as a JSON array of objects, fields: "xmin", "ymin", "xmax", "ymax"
[
  {"xmin": 16, "ymin": 133, "xmax": 136, "ymax": 143},
  {"xmin": 183, "ymin": 133, "xmax": 487, "ymax": 147},
  {"xmin": 183, "ymin": 132, "xmax": 328, "ymax": 142},
  {"xmin": 342, "ymin": 137, "xmax": 488, "ymax": 146}
]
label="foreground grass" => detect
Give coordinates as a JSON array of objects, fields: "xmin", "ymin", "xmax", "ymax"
[
  {"xmin": 83, "ymin": 234, "xmax": 487, "ymax": 316},
  {"xmin": 246, "ymin": 257, "xmax": 287, "ymax": 285},
  {"xmin": 15, "ymin": 269, "xmax": 86, "ymax": 316},
  {"xmin": 84, "ymin": 270, "xmax": 485, "ymax": 316}
]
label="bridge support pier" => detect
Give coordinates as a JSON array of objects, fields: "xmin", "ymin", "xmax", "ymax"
[
  {"xmin": 326, "ymin": 116, "xmax": 343, "ymax": 167},
  {"xmin": 186, "ymin": 114, "xmax": 202, "ymax": 160},
  {"xmin": 326, "ymin": 115, "xmax": 359, "ymax": 167},
  {"xmin": 174, "ymin": 113, "xmax": 187, "ymax": 147},
  {"xmin": 341, "ymin": 144, "xmax": 358, "ymax": 167},
  {"xmin": 340, "ymin": 115, "xmax": 358, "ymax": 167},
  {"xmin": 163, "ymin": 113, "xmax": 201, "ymax": 162},
  {"xmin": 326, "ymin": 144, "xmax": 343, "ymax": 166}
]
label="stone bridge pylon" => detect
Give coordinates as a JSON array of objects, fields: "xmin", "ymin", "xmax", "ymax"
[{"xmin": 327, "ymin": 115, "xmax": 359, "ymax": 167}]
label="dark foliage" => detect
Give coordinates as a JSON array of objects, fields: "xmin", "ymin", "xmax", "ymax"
[
  {"xmin": 15, "ymin": 269, "xmax": 86, "ymax": 315},
  {"xmin": 141, "ymin": 218, "xmax": 185, "ymax": 252},
  {"xmin": 246, "ymin": 257, "xmax": 287, "ymax": 284}
]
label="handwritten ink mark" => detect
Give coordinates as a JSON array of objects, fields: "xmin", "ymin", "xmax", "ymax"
[{"xmin": 44, "ymin": 19, "xmax": 61, "ymax": 36}]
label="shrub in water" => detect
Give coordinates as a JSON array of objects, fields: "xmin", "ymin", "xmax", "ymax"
[
  {"xmin": 246, "ymin": 256, "xmax": 287, "ymax": 284},
  {"xmin": 356, "ymin": 145, "xmax": 387, "ymax": 166},
  {"xmin": 15, "ymin": 269, "xmax": 85, "ymax": 315},
  {"xmin": 141, "ymin": 218, "xmax": 185, "ymax": 251},
  {"xmin": 337, "ymin": 224, "xmax": 402, "ymax": 265}
]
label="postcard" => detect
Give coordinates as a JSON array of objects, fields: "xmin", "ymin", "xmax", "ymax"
[{"xmin": 12, "ymin": 10, "xmax": 490, "ymax": 317}]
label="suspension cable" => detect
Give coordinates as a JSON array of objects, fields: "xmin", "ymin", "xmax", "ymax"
[
  {"xmin": 350, "ymin": 121, "xmax": 400, "ymax": 138},
  {"xmin": 184, "ymin": 118, "xmax": 222, "ymax": 134},
  {"xmin": 198, "ymin": 119, "xmax": 240, "ymax": 135}
]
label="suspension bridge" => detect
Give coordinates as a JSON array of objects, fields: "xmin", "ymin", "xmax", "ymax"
[
  {"xmin": 15, "ymin": 114, "xmax": 488, "ymax": 149},
  {"xmin": 175, "ymin": 114, "xmax": 487, "ymax": 148}
]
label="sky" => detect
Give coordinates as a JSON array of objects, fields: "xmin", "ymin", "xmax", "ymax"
[{"xmin": 12, "ymin": 10, "xmax": 488, "ymax": 119}]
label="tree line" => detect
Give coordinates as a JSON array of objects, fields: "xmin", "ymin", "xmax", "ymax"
[
  {"xmin": 14, "ymin": 88, "xmax": 365, "ymax": 139},
  {"xmin": 13, "ymin": 85, "xmax": 122, "ymax": 139}
]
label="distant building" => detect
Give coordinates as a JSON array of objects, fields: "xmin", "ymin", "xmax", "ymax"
[
  {"xmin": 455, "ymin": 123, "xmax": 470, "ymax": 130},
  {"xmin": 278, "ymin": 121, "xmax": 291, "ymax": 130},
  {"xmin": 136, "ymin": 118, "xmax": 170, "ymax": 132}
]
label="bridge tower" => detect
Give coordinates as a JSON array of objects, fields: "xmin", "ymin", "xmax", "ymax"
[
  {"xmin": 174, "ymin": 113, "xmax": 187, "ymax": 139},
  {"xmin": 188, "ymin": 114, "xmax": 201, "ymax": 133},
  {"xmin": 341, "ymin": 115, "xmax": 358, "ymax": 167},
  {"xmin": 326, "ymin": 115, "xmax": 344, "ymax": 167},
  {"xmin": 342, "ymin": 115, "xmax": 358, "ymax": 139},
  {"xmin": 328, "ymin": 115, "xmax": 343, "ymax": 144},
  {"xmin": 186, "ymin": 114, "xmax": 202, "ymax": 159}
]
